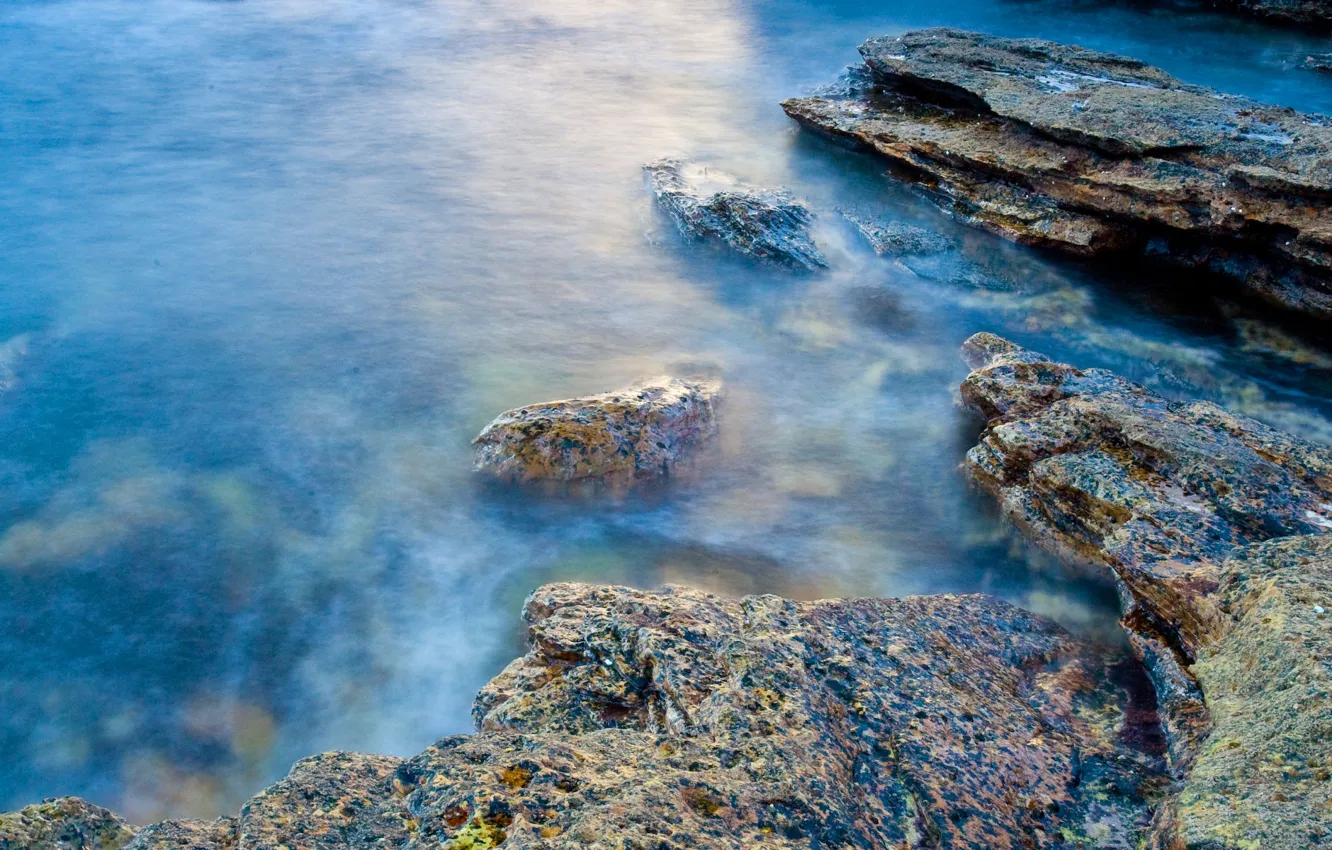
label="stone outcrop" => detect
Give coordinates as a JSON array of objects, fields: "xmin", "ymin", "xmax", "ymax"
[
  {"xmin": 472, "ymin": 376, "xmax": 722, "ymax": 486},
  {"xmin": 645, "ymin": 159, "xmax": 827, "ymax": 270},
  {"xmin": 2, "ymin": 582, "xmax": 1171, "ymax": 850},
  {"xmin": 958, "ymin": 332, "xmax": 1332, "ymax": 849},
  {"xmin": 0, "ymin": 798, "xmax": 137, "ymax": 850},
  {"xmin": 1228, "ymin": 0, "xmax": 1332, "ymax": 24},
  {"xmin": 783, "ymin": 29, "xmax": 1332, "ymax": 319}
]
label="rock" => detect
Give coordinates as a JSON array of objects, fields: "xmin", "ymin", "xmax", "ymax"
[
  {"xmin": 1164, "ymin": 534, "xmax": 1332, "ymax": 850},
  {"xmin": 1307, "ymin": 53, "xmax": 1332, "ymax": 72},
  {"xmin": 472, "ymin": 376, "xmax": 722, "ymax": 485},
  {"xmin": 841, "ymin": 211, "xmax": 954, "ymax": 256},
  {"xmin": 783, "ymin": 29, "xmax": 1332, "ymax": 319},
  {"xmin": 123, "ymin": 819, "xmax": 235, "ymax": 850},
  {"xmin": 0, "ymin": 798, "xmax": 137, "ymax": 850},
  {"xmin": 1232, "ymin": 0, "xmax": 1332, "ymax": 24},
  {"xmin": 1, "ymin": 582, "xmax": 1171, "ymax": 849},
  {"xmin": 644, "ymin": 159, "xmax": 828, "ymax": 270},
  {"xmin": 958, "ymin": 333, "xmax": 1332, "ymax": 848}
]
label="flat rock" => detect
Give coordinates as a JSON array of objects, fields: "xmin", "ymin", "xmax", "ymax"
[
  {"xmin": 958, "ymin": 333, "xmax": 1332, "ymax": 848},
  {"xmin": 645, "ymin": 159, "xmax": 828, "ymax": 270},
  {"xmin": 472, "ymin": 376, "xmax": 722, "ymax": 485},
  {"xmin": 841, "ymin": 211, "xmax": 955, "ymax": 256},
  {"xmin": 0, "ymin": 798, "xmax": 137, "ymax": 850},
  {"xmin": 3, "ymin": 582, "xmax": 1171, "ymax": 850},
  {"xmin": 783, "ymin": 29, "xmax": 1332, "ymax": 319}
]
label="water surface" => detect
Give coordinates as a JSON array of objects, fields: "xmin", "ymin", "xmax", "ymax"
[{"xmin": 3, "ymin": 0, "xmax": 1332, "ymax": 821}]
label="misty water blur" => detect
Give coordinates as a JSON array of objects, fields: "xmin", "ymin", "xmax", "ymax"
[{"xmin": 3, "ymin": 0, "xmax": 1332, "ymax": 822}]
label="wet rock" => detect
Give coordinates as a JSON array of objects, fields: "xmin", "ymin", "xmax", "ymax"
[
  {"xmin": 644, "ymin": 159, "xmax": 828, "ymax": 270},
  {"xmin": 472, "ymin": 376, "xmax": 722, "ymax": 485},
  {"xmin": 784, "ymin": 29, "xmax": 1332, "ymax": 319},
  {"xmin": 2, "ymin": 582, "xmax": 1171, "ymax": 850},
  {"xmin": 0, "ymin": 798, "xmax": 137, "ymax": 850},
  {"xmin": 841, "ymin": 211, "xmax": 954, "ymax": 256},
  {"xmin": 958, "ymin": 333, "xmax": 1332, "ymax": 846},
  {"xmin": 1162, "ymin": 534, "xmax": 1332, "ymax": 850},
  {"xmin": 1307, "ymin": 53, "xmax": 1332, "ymax": 72},
  {"xmin": 1235, "ymin": 0, "xmax": 1332, "ymax": 24}
]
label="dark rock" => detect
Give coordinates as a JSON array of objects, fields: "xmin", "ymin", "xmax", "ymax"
[
  {"xmin": 1228, "ymin": 0, "xmax": 1332, "ymax": 24},
  {"xmin": 645, "ymin": 159, "xmax": 828, "ymax": 270},
  {"xmin": 123, "ymin": 819, "xmax": 235, "ymax": 850},
  {"xmin": 958, "ymin": 333, "xmax": 1332, "ymax": 849},
  {"xmin": 783, "ymin": 29, "xmax": 1332, "ymax": 319},
  {"xmin": 2, "ymin": 583, "xmax": 1171, "ymax": 849},
  {"xmin": 472, "ymin": 376, "xmax": 722, "ymax": 486},
  {"xmin": 0, "ymin": 798, "xmax": 137, "ymax": 850}
]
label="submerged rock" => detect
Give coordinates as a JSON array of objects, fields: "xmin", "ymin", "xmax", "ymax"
[
  {"xmin": 841, "ymin": 211, "xmax": 954, "ymax": 256},
  {"xmin": 4, "ymin": 583, "xmax": 1171, "ymax": 849},
  {"xmin": 645, "ymin": 159, "xmax": 828, "ymax": 270},
  {"xmin": 0, "ymin": 798, "xmax": 137, "ymax": 850},
  {"xmin": 784, "ymin": 29, "xmax": 1332, "ymax": 319},
  {"xmin": 1307, "ymin": 53, "xmax": 1332, "ymax": 72},
  {"xmin": 959, "ymin": 333, "xmax": 1332, "ymax": 848},
  {"xmin": 472, "ymin": 376, "xmax": 722, "ymax": 485}
]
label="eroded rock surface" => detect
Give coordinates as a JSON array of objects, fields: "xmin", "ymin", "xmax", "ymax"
[
  {"xmin": 472, "ymin": 376, "xmax": 722, "ymax": 485},
  {"xmin": 0, "ymin": 798, "xmax": 137, "ymax": 850},
  {"xmin": 645, "ymin": 159, "xmax": 828, "ymax": 270},
  {"xmin": 3, "ymin": 583, "xmax": 1171, "ymax": 850},
  {"xmin": 959, "ymin": 333, "xmax": 1332, "ymax": 848},
  {"xmin": 784, "ymin": 29, "xmax": 1332, "ymax": 318}
]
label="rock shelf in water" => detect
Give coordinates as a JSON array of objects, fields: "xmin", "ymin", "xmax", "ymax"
[
  {"xmin": 960, "ymin": 332, "xmax": 1332, "ymax": 849},
  {"xmin": 2, "ymin": 582, "xmax": 1170, "ymax": 850},
  {"xmin": 472, "ymin": 376, "xmax": 722, "ymax": 485},
  {"xmin": 644, "ymin": 159, "xmax": 828, "ymax": 270},
  {"xmin": 783, "ymin": 29, "xmax": 1332, "ymax": 319}
]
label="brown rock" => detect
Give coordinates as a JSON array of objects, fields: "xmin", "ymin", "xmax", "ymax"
[
  {"xmin": 472, "ymin": 376, "xmax": 722, "ymax": 486},
  {"xmin": 0, "ymin": 798, "xmax": 137, "ymax": 850},
  {"xmin": 783, "ymin": 29, "xmax": 1332, "ymax": 319}
]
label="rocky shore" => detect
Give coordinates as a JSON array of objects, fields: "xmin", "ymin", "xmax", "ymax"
[
  {"xmin": 960, "ymin": 332, "xmax": 1331, "ymax": 848},
  {"xmin": 783, "ymin": 29, "xmax": 1332, "ymax": 319}
]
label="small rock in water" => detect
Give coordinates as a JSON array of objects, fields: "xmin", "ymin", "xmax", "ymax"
[
  {"xmin": 842, "ymin": 211, "xmax": 954, "ymax": 256},
  {"xmin": 644, "ymin": 158, "xmax": 828, "ymax": 270},
  {"xmin": 472, "ymin": 375, "xmax": 722, "ymax": 485},
  {"xmin": 1307, "ymin": 54, "xmax": 1332, "ymax": 72}
]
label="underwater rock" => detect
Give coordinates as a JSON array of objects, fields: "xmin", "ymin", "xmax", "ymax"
[
  {"xmin": 644, "ymin": 159, "xmax": 828, "ymax": 270},
  {"xmin": 841, "ymin": 211, "xmax": 954, "ymax": 256},
  {"xmin": 783, "ymin": 29, "xmax": 1332, "ymax": 319},
  {"xmin": 2, "ymin": 582, "xmax": 1171, "ymax": 850},
  {"xmin": 959, "ymin": 333, "xmax": 1332, "ymax": 846},
  {"xmin": 0, "ymin": 798, "xmax": 137, "ymax": 850},
  {"xmin": 1308, "ymin": 53, "xmax": 1332, "ymax": 72},
  {"xmin": 472, "ymin": 376, "xmax": 722, "ymax": 485}
]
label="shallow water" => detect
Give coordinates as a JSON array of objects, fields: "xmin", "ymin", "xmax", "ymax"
[{"xmin": 3, "ymin": 0, "xmax": 1332, "ymax": 822}]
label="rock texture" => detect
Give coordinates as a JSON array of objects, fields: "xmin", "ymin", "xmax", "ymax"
[
  {"xmin": 783, "ymin": 29, "xmax": 1332, "ymax": 319},
  {"xmin": 958, "ymin": 333, "xmax": 1332, "ymax": 848},
  {"xmin": 2, "ymin": 582, "xmax": 1172, "ymax": 850},
  {"xmin": 0, "ymin": 799, "xmax": 137, "ymax": 850},
  {"xmin": 645, "ymin": 159, "xmax": 827, "ymax": 270},
  {"xmin": 1229, "ymin": 0, "xmax": 1332, "ymax": 24},
  {"xmin": 472, "ymin": 376, "xmax": 722, "ymax": 486},
  {"xmin": 841, "ymin": 212, "xmax": 955, "ymax": 257}
]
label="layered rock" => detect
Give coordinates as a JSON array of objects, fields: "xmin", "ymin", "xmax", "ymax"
[
  {"xmin": 472, "ymin": 376, "xmax": 722, "ymax": 485},
  {"xmin": 645, "ymin": 159, "xmax": 827, "ymax": 270},
  {"xmin": 3, "ymin": 582, "xmax": 1171, "ymax": 850},
  {"xmin": 958, "ymin": 333, "xmax": 1332, "ymax": 848},
  {"xmin": 783, "ymin": 29, "xmax": 1332, "ymax": 319}
]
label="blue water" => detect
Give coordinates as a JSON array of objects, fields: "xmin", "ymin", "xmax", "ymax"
[{"xmin": 3, "ymin": 0, "xmax": 1332, "ymax": 822}]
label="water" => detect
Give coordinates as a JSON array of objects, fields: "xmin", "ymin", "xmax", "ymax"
[{"xmin": 3, "ymin": 0, "xmax": 1332, "ymax": 823}]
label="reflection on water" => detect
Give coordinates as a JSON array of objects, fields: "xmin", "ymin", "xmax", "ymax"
[{"xmin": 3, "ymin": 0, "xmax": 1332, "ymax": 823}]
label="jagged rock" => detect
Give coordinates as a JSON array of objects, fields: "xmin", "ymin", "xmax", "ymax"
[
  {"xmin": 0, "ymin": 798, "xmax": 137, "ymax": 850},
  {"xmin": 1232, "ymin": 0, "xmax": 1332, "ymax": 24},
  {"xmin": 644, "ymin": 159, "xmax": 828, "ymax": 270},
  {"xmin": 783, "ymin": 29, "xmax": 1332, "ymax": 319},
  {"xmin": 958, "ymin": 334, "xmax": 1332, "ymax": 849},
  {"xmin": 841, "ymin": 211, "xmax": 954, "ymax": 256},
  {"xmin": 123, "ymin": 819, "xmax": 235, "ymax": 850},
  {"xmin": 2, "ymin": 583, "xmax": 1171, "ymax": 849},
  {"xmin": 472, "ymin": 376, "xmax": 722, "ymax": 486}
]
